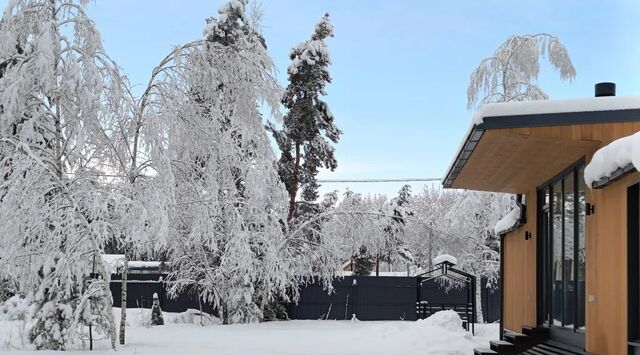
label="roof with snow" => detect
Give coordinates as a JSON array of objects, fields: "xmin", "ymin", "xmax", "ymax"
[{"xmin": 443, "ymin": 95, "xmax": 640, "ymax": 193}]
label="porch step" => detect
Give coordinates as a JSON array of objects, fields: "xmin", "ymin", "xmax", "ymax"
[
  {"xmin": 522, "ymin": 326, "xmax": 549, "ymax": 340},
  {"xmin": 473, "ymin": 325, "xmax": 592, "ymax": 355},
  {"xmin": 504, "ymin": 331, "xmax": 535, "ymax": 347},
  {"xmin": 490, "ymin": 340, "xmax": 515, "ymax": 354},
  {"xmin": 522, "ymin": 340, "xmax": 589, "ymax": 355}
]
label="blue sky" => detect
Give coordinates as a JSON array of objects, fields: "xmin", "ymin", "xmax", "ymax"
[{"xmin": 9, "ymin": 0, "xmax": 640, "ymax": 199}]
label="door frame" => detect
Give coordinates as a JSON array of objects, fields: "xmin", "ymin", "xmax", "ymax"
[{"xmin": 628, "ymin": 183, "xmax": 640, "ymax": 354}]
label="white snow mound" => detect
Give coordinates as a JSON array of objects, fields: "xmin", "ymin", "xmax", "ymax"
[
  {"xmin": 419, "ymin": 310, "xmax": 464, "ymax": 332},
  {"xmin": 584, "ymin": 130, "xmax": 640, "ymax": 187},
  {"xmin": 494, "ymin": 207, "xmax": 521, "ymax": 235},
  {"xmin": 433, "ymin": 254, "xmax": 457, "ymax": 265}
]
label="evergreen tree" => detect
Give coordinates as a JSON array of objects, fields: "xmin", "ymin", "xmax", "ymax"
[
  {"xmin": 268, "ymin": 14, "xmax": 341, "ymax": 220},
  {"xmin": 352, "ymin": 246, "xmax": 374, "ymax": 276}
]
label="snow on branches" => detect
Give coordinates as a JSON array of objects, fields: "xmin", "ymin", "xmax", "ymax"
[
  {"xmin": 467, "ymin": 33, "xmax": 575, "ymax": 109},
  {"xmin": 0, "ymin": 0, "xmax": 126, "ymax": 349},
  {"xmin": 268, "ymin": 13, "xmax": 341, "ymax": 220}
]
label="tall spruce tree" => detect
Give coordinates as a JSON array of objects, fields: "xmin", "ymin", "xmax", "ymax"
[{"xmin": 268, "ymin": 14, "xmax": 341, "ymax": 221}]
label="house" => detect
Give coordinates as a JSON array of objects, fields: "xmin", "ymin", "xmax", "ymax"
[{"xmin": 444, "ymin": 83, "xmax": 640, "ymax": 354}]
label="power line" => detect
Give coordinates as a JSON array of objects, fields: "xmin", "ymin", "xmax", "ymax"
[{"xmin": 317, "ymin": 177, "xmax": 442, "ymax": 183}]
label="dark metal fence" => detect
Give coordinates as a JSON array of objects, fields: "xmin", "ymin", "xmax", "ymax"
[
  {"xmin": 286, "ymin": 276, "xmax": 500, "ymax": 323},
  {"xmin": 286, "ymin": 276, "xmax": 417, "ymax": 321},
  {"xmin": 108, "ymin": 274, "xmax": 500, "ymax": 323},
  {"xmin": 109, "ymin": 274, "xmax": 216, "ymax": 314}
]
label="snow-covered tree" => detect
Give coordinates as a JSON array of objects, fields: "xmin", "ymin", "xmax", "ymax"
[
  {"xmin": 378, "ymin": 185, "xmax": 414, "ymax": 274},
  {"xmin": 467, "ymin": 33, "xmax": 575, "ymax": 109},
  {"xmin": 157, "ymin": 1, "xmax": 312, "ymax": 325},
  {"xmin": 321, "ymin": 188, "xmax": 417, "ymax": 276},
  {"xmin": 108, "ymin": 44, "xmax": 185, "ymax": 345},
  {"xmin": 403, "ymin": 186, "xmax": 459, "ymax": 270},
  {"xmin": 443, "ymin": 191, "xmax": 513, "ymax": 323},
  {"xmin": 0, "ymin": 0, "xmax": 126, "ymax": 349},
  {"xmin": 267, "ymin": 13, "xmax": 341, "ymax": 221}
]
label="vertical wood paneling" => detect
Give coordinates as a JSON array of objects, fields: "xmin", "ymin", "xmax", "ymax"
[
  {"xmin": 585, "ymin": 172, "xmax": 640, "ymax": 354},
  {"xmin": 503, "ymin": 190, "xmax": 537, "ymax": 332}
]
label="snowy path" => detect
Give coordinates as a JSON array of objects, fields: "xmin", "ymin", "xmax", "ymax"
[{"xmin": 1, "ymin": 310, "xmax": 498, "ymax": 355}]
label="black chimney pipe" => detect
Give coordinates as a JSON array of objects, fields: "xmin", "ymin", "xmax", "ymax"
[{"xmin": 595, "ymin": 82, "xmax": 616, "ymax": 97}]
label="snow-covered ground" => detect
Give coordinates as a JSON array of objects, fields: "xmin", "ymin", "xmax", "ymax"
[{"xmin": 0, "ymin": 308, "xmax": 498, "ymax": 355}]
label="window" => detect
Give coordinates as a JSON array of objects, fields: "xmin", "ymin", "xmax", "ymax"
[{"xmin": 539, "ymin": 163, "xmax": 586, "ymax": 333}]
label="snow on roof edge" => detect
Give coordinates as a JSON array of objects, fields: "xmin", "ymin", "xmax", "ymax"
[
  {"xmin": 473, "ymin": 95, "xmax": 640, "ymax": 125},
  {"xmin": 494, "ymin": 206, "xmax": 521, "ymax": 235},
  {"xmin": 584, "ymin": 130, "xmax": 640, "ymax": 187}
]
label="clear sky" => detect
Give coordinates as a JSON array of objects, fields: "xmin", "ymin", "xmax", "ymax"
[{"xmin": 7, "ymin": 0, "xmax": 640, "ymax": 199}]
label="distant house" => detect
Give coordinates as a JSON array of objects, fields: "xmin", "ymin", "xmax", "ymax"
[{"xmin": 444, "ymin": 83, "xmax": 640, "ymax": 354}]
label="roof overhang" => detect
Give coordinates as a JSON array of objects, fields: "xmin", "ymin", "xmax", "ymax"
[{"xmin": 443, "ymin": 96, "xmax": 640, "ymax": 193}]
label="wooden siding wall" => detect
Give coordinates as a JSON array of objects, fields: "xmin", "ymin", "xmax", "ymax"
[
  {"xmin": 499, "ymin": 122, "xmax": 640, "ymax": 354},
  {"xmin": 587, "ymin": 172, "xmax": 640, "ymax": 354},
  {"xmin": 503, "ymin": 188, "xmax": 537, "ymax": 332},
  {"xmin": 581, "ymin": 122, "xmax": 640, "ymax": 354}
]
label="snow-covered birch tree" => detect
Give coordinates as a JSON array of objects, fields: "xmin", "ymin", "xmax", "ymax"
[
  {"xmin": 443, "ymin": 192, "xmax": 513, "ymax": 323},
  {"xmin": 153, "ymin": 0, "xmax": 320, "ymax": 325},
  {"xmin": 107, "ymin": 46, "xmax": 182, "ymax": 345},
  {"xmin": 0, "ymin": 0, "xmax": 127, "ymax": 349},
  {"xmin": 403, "ymin": 186, "xmax": 459, "ymax": 270},
  {"xmin": 267, "ymin": 13, "xmax": 341, "ymax": 221},
  {"xmin": 467, "ymin": 33, "xmax": 576, "ymax": 110}
]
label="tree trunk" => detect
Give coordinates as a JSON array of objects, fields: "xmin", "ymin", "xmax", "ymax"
[
  {"xmin": 475, "ymin": 275, "xmax": 484, "ymax": 323},
  {"xmin": 375, "ymin": 254, "xmax": 379, "ymax": 276},
  {"xmin": 287, "ymin": 143, "xmax": 301, "ymax": 221},
  {"xmin": 120, "ymin": 116, "xmax": 141, "ymax": 344},
  {"xmin": 222, "ymin": 303, "xmax": 229, "ymax": 325},
  {"xmin": 119, "ymin": 249, "xmax": 128, "ymax": 344}
]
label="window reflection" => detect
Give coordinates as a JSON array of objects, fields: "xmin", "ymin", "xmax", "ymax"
[
  {"xmin": 543, "ymin": 166, "xmax": 586, "ymax": 332},
  {"xmin": 577, "ymin": 168, "xmax": 586, "ymax": 330},
  {"xmin": 552, "ymin": 180, "xmax": 563, "ymax": 327},
  {"xmin": 564, "ymin": 173, "xmax": 574, "ymax": 328}
]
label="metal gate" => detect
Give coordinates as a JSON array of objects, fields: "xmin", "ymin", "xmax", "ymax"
[{"xmin": 416, "ymin": 260, "xmax": 477, "ymax": 335}]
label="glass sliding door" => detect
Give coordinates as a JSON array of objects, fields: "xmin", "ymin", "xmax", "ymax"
[{"xmin": 538, "ymin": 162, "xmax": 586, "ymax": 344}]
